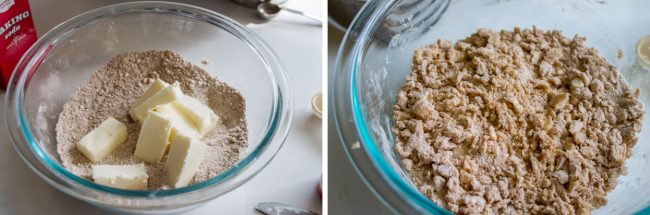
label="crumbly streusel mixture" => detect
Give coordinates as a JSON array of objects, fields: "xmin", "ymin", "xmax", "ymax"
[{"xmin": 393, "ymin": 27, "xmax": 644, "ymax": 214}]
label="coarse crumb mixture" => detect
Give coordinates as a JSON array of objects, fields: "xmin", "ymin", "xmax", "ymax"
[
  {"xmin": 56, "ymin": 50, "xmax": 247, "ymax": 190},
  {"xmin": 393, "ymin": 27, "xmax": 644, "ymax": 214}
]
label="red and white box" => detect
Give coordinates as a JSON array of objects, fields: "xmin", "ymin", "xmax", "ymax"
[{"xmin": 0, "ymin": 0, "xmax": 37, "ymax": 90}]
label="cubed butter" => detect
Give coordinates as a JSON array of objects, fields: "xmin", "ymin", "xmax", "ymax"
[
  {"xmin": 131, "ymin": 83, "xmax": 183, "ymax": 122},
  {"xmin": 173, "ymin": 96, "xmax": 219, "ymax": 136},
  {"xmin": 134, "ymin": 111, "xmax": 173, "ymax": 163},
  {"xmin": 92, "ymin": 163, "xmax": 148, "ymax": 190},
  {"xmin": 128, "ymin": 79, "xmax": 170, "ymax": 119},
  {"xmin": 154, "ymin": 104, "xmax": 199, "ymax": 139},
  {"xmin": 77, "ymin": 117, "xmax": 127, "ymax": 163},
  {"xmin": 165, "ymin": 134, "xmax": 207, "ymax": 188}
]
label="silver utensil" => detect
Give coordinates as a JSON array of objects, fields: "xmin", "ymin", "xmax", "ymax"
[
  {"xmin": 255, "ymin": 202, "xmax": 319, "ymax": 215},
  {"xmin": 231, "ymin": 0, "xmax": 288, "ymax": 8},
  {"xmin": 231, "ymin": 0, "xmax": 266, "ymax": 8},
  {"xmin": 257, "ymin": 2, "xmax": 322, "ymax": 24},
  {"xmin": 328, "ymin": 0, "xmax": 367, "ymax": 30}
]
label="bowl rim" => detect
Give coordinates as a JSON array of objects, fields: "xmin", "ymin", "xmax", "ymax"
[
  {"xmin": 5, "ymin": 0, "xmax": 293, "ymax": 203},
  {"xmin": 334, "ymin": 0, "xmax": 650, "ymax": 214},
  {"xmin": 332, "ymin": 0, "xmax": 453, "ymax": 214}
]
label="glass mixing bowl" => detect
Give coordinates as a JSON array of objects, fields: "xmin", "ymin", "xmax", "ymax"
[
  {"xmin": 4, "ymin": 1, "xmax": 292, "ymax": 214},
  {"xmin": 332, "ymin": 0, "xmax": 650, "ymax": 214}
]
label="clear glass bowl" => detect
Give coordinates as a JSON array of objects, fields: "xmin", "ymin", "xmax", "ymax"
[
  {"xmin": 5, "ymin": 1, "xmax": 292, "ymax": 214},
  {"xmin": 332, "ymin": 0, "xmax": 650, "ymax": 214}
]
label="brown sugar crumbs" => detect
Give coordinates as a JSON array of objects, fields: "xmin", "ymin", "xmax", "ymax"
[{"xmin": 393, "ymin": 27, "xmax": 644, "ymax": 214}]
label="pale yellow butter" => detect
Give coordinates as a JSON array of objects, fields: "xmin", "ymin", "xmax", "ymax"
[
  {"xmin": 173, "ymin": 96, "xmax": 219, "ymax": 136},
  {"xmin": 165, "ymin": 134, "xmax": 207, "ymax": 188},
  {"xmin": 154, "ymin": 104, "xmax": 199, "ymax": 139},
  {"xmin": 128, "ymin": 79, "xmax": 169, "ymax": 120},
  {"xmin": 77, "ymin": 117, "xmax": 127, "ymax": 163},
  {"xmin": 134, "ymin": 111, "xmax": 173, "ymax": 163},
  {"xmin": 131, "ymin": 83, "xmax": 183, "ymax": 122},
  {"xmin": 92, "ymin": 163, "xmax": 148, "ymax": 190}
]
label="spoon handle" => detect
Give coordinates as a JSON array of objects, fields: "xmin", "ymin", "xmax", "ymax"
[{"xmin": 281, "ymin": 7, "xmax": 322, "ymax": 24}]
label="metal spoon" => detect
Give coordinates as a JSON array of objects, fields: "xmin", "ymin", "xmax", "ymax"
[
  {"xmin": 256, "ymin": 202, "xmax": 319, "ymax": 215},
  {"xmin": 257, "ymin": 2, "xmax": 322, "ymax": 24}
]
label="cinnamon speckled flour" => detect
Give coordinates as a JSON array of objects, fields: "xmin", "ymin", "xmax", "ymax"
[
  {"xmin": 55, "ymin": 50, "xmax": 247, "ymax": 190},
  {"xmin": 393, "ymin": 28, "xmax": 644, "ymax": 214}
]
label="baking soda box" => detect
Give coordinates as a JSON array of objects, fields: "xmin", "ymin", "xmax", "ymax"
[{"xmin": 0, "ymin": 0, "xmax": 37, "ymax": 90}]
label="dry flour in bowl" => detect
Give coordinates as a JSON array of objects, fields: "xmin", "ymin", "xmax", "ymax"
[{"xmin": 55, "ymin": 50, "xmax": 248, "ymax": 190}]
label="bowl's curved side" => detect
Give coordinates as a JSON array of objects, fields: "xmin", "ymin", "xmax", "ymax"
[
  {"xmin": 334, "ymin": 0, "xmax": 650, "ymax": 214},
  {"xmin": 332, "ymin": 0, "xmax": 452, "ymax": 214},
  {"xmin": 5, "ymin": 1, "xmax": 293, "ymax": 213}
]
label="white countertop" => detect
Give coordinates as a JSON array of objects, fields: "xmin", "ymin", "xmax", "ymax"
[{"xmin": 0, "ymin": 0, "xmax": 322, "ymax": 214}]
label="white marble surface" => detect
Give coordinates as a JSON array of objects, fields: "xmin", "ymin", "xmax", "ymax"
[{"xmin": 0, "ymin": 0, "xmax": 322, "ymax": 214}]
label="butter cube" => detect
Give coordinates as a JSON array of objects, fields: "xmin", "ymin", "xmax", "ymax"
[
  {"xmin": 131, "ymin": 83, "xmax": 183, "ymax": 122},
  {"xmin": 173, "ymin": 96, "xmax": 219, "ymax": 136},
  {"xmin": 154, "ymin": 104, "xmax": 199, "ymax": 139},
  {"xmin": 166, "ymin": 134, "xmax": 207, "ymax": 188},
  {"xmin": 134, "ymin": 111, "xmax": 173, "ymax": 163},
  {"xmin": 128, "ymin": 79, "xmax": 169, "ymax": 120},
  {"xmin": 92, "ymin": 163, "xmax": 148, "ymax": 190},
  {"xmin": 77, "ymin": 117, "xmax": 127, "ymax": 163}
]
